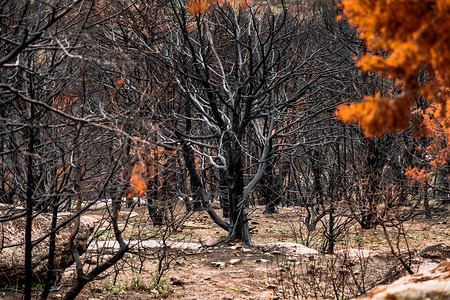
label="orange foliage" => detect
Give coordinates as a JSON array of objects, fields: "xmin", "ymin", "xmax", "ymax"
[
  {"xmin": 405, "ymin": 166, "xmax": 429, "ymax": 187},
  {"xmin": 337, "ymin": 0, "xmax": 450, "ymax": 138},
  {"xmin": 414, "ymin": 86, "xmax": 450, "ymax": 168},
  {"xmin": 187, "ymin": 0, "xmax": 257, "ymax": 16},
  {"xmin": 112, "ymin": 78, "xmax": 125, "ymax": 96},
  {"xmin": 127, "ymin": 161, "xmax": 149, "ymax": 199},
  {"xmin": 126, "ymin": 147, "xmax": 178, "ymax": 200},
  {"xmin": 53, "ymin": 94, "xmax": 76, "ymax": 111},
  {"xmin": 187, "ymin": 0, "xmax": 214, "ymax": 15},
  {"xmin": 116, "ymin": 78, "xmax": 125, "ymax": 86},
  {"xmin": 336, "ymin": 0, "xmax": 450, "ymax": 179},
  {"xmin": 337, "ymin": 93, "xmax": 412, "ymax": 137}
]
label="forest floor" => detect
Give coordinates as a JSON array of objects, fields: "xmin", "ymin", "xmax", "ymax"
[{"xmin": 3, "ymin": 204, "xmax": 449, "ymax": 300}]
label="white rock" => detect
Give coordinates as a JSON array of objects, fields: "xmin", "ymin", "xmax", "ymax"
[{"xmin": 358, "ymin": 261, "xmax": 450, "ymax": 300}]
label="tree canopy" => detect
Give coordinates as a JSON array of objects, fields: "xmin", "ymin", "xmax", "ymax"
[
  {"xmin": 336, "ymin": 0, "xmax": 450, "ymax": 183},
  {"xmin": 337, "ymin": 0, "xmax": 450, "ymax": 136}
]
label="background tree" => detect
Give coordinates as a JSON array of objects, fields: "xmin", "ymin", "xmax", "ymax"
[
  {"xmin": 0, "ymin": 1, "xmax": 143, "ymax": 299},
  {"xmin": 144, "ymin": 0, "xmax": 353, "ymax": 245},
  {"xmin": 332, "ymin": 0, "xmax": 449, "ymax": 273},
  {"xmin": 337, "ymin": 0, "xmax": 450, "ymax": 136},
  {"xmin": 335, "ymin": 0, "xmax": 450, "ymax": 220},
  {"xmin": 336, "ymin": 0, "xmax": 450, "ymax": 189}
]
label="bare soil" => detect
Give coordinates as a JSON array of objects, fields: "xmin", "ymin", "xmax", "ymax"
[{"xmin": 2, "ymin": 205, "xmax": 448, "ymax": 300}]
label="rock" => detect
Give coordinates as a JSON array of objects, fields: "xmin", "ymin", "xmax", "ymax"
[
  {"xmin": 199, "ymin": 235, "xmax": 217, "ymax": 247},
  {"xmin": 0, "ymin": 204, "xmax": 96, "ymax": 286},
  {"xmin": 257, "ymin": 242, "xmax": 319, "ymax": 256},
  {"xmin": 229, "ymin": 258, "xmax": 241, "ymax": 265},
  {"xmin": 211, "ymin": 261, "xmax": 226, "ymax": 268},
  {"xmin": 170, "ymin": 277, "xmax": 185, "ymax": 286},
  {"xmin": 230, "ymin": 244, "xmax": 242, "ymax": 250},
  {"xmin": 336, "ymin": 248, "xmax": 382, "ymax": 258},
  {"xmin": 420, "ymin": 243, "xmax": 450, "ymax": 260},
  {"xmin": 357, "ymin": 260, "xmax": 450, "ymax": 300},
  {"xmin": 378, "ymin": 244, "xmax": 450, "ymax": 285}
]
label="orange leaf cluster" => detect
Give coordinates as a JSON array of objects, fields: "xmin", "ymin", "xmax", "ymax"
[
  {"xmin": 53, "ymin": 94, "xmax": 76, "ymax": 111},
  {"xmin": 405, "ymin": 166, "xmax": 429, "ymax": 187},
  {"xmin": 126, "ymin": 147, "xmax": 178, "ymax": 200},
  {"xmin": 337, "ymin": 93, "xmax": 412, "ymax": 137},
  {"xmin": 337, "ymin": 0, "xmax": 450, "ymax": 138},
  {"xmin": 415, "ymin": 86, "xmax": 450, "ymax": 166},
  {"xmin": 187, "ymin": 0, "xmax": 257, "ymax": 16},
  {"xmin": 127, "ymin": 161, "xmax": 149, "ymax": 200},
  {"xmin": 187, "ymin": 0, "xmax": 213, "ymax": 16}
]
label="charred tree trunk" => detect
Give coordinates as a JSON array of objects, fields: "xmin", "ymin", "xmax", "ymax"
[
  {"xmin": 148, "ymin": 176, "xmax": 164, "ymax": 226},
  {"xmin": 180, "ymin": 139, "xmax": 230, "ymax": 232},
  {"xmin": 183, "ymin": 99, "xmax": 202, "ymax": 212},
  {"xmin": 147, "ymin": 146, "xmax": 164, "ymax": 226},
  {"xmin": 311, "ymin": 149, "xmax": 324, "ymax": 208},
  {"xmin": 423, "ymin": 186, "xmax": 432, "ymax": 219},
  {"xmin": 40, "ymin": 201, "xmax": 59, "ymax": 300},
  {"xmin": 223, "ymin": 132, "xmax": 251, "ymax": 245},
  {"xmin": 190, "ymin": 180, "xmax": 203, "ymax": 211},
  {"xmin": 260, "ymin": 139, "xmax": 280, "ymax": 214},
  {"xmin": 361, "ymin": 140, "xmax": 383, "ymax": 229},
  {"xmin": 261, "ymin": 161, "xmax": 279, "ymax": 214},
  {"xmin": 219, "ymin": 169, "xmax": 229, "ymax": 218},
  {"xmin": 24, "ymin": 123, "xmax": 36, "ymax": 300}
]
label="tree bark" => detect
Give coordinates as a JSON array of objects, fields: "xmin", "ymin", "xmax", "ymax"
[
  {"xmin": 224, "ymin": 132, "xmax": 252, "ymax": 245},
  {"xmin": 40, "ymin": 202, "xmax": 59, "ymax": 300},
  {"xmin": 24, "ymin": 133, "xmax": 35, "ymax": 300}
]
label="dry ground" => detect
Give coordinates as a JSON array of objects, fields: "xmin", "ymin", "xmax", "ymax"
[{"xmin": 2, "ymin": 204, "xmax": 448, "ymax": 299}]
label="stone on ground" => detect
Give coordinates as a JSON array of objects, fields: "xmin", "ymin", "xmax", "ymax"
[
  {"xmin": 357, "ymin": 260, "xmax": 450, "ymax": 300},
  {"xmin": 0, "ymin": 204, "xmax": 96, "ymax": 286}
]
